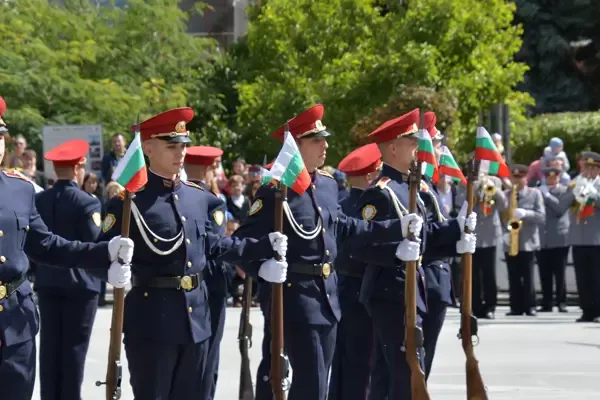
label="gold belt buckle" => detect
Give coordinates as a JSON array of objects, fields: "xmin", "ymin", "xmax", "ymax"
[
  {"xmin": 180, "ymin": 275, "xmax": 193, "ymax": 291},
  {"xmin": 0, "ymin": 284, "xmax": 6, "ymax": 300},
  {"xmin": 322, "ymin": 263, "xmax": 331, "ymax": 279}
]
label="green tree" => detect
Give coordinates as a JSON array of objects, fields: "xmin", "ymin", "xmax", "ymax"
[
  {"xmin": 0, "ymin": 0, "xmax": 224, "ymax": 156},
  {"xmin": 233, "ymin": 0, "xmax": 531, "ymax": 164}
]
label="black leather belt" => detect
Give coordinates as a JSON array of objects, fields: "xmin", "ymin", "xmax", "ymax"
[
  {"xmin": 132, "ymin": 272, "xmax": 204, "ymax": 292},
  {"xmin": 336, "ymin": 266, "xmax": 365, "ymax": 279},
  {"xmin": 288, "ymin": 263, "xmax": 334, "ymax": 278},
  {"xmin": 0, "ymin": 274, "xmax": 27, "ymax": 300}
]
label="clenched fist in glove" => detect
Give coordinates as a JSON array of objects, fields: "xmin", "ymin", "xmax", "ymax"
[
  {"xmin": 258, "ymin": 258, "xmax": 288, "ymax": 283},
  {"xmin": 456, "ymin": 233, "xmax": 477, "ymax": 254},
  {"xmin": 395, "ymin": 238, "xmax": 422, "ymax": 262},
  {"xmin": 457, "ymin": 201, "xmax": 477, "ymax": 232},
  {"xmin": 400, "ymin": 213, "xmax": 424, "ymax": 238},
  {"xmin": 108, "ymin": 236, "xmax": 135, "ymax": 264},
  {"xmin": 268, "ymin": 232, "xmax": 288, "ymax": 259},
  {"xmin": 108, "ymin": 261, "xmax": 132, "ymax": 288},
  {"xmin": 513, "ymin": 208, "xmax": 527, "ymax": 220}
]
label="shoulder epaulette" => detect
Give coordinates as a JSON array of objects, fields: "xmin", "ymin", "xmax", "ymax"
[
  {"xmin": 183, "ymin": 181, "xmax": 204, "ymax": 191},
  {"xmin": 117, "ymin": 191, "xmax": 126, "ymax": 200},
  {"xmin": 266, "ymin": 179, "xmax": 280, "ymax": 189},
  {"xmin": 3, "ymin": 170, "xmax": 29, "ymax": 182},
  {"xmin": 376, "ymin": 177, "xmax": 391, "ymax": 189},
  {"xmin": 420, "ymin": 180, "xmax": 430, "ymax": 192},
  {"xmin": 317, "ymin": 169, "xmax": 334, "ymax": 179}
]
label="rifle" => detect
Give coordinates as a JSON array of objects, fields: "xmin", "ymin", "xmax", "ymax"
[
  {"xmin": 459, "ymin": 157, "xmax": 488, "ymax": 400},
  {"xmin": 238, "ymin": 277, "xmax": 255, "ymax": 400},
  {"xmin": 404, "ymin": 109, "xmax": 430, "ymax": 400},
  {"xmin": 96, "ymin": 115, "xmax": 140, "ymax": 399}
]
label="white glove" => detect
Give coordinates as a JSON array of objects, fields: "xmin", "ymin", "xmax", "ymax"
[
  {"xmin": 457, "ymin": 202, "xmax": 477, "ymax": 232},
  {"xmin": 456, "ymin": 233, "xmax": 477, "ymax": 254},
  {"xmin": 514, "ymin": 208, "xmax": 527, "ymax": 220},
  {"xmin": 108, "ymin": 236, "xmax": 134, "ymax": 264},
  {"xmin": 400, "ymin": 213, "xmax": 423, "ymax": 238},
  {"xmin": 539, "ymin": 185, "xmax": 549, "ymax": 196},
  {"xmin": 107, "ymin": 261, "xmax": 131, "ymax": 288},
  {"xmin": 258, "ymin": 258, "xmax": 288, "ymax": 283},
  {"xmin": 395, "ymin": 238, "xmax": 421, "ymax": 262},
  {"xmin": 268, "ymin": 232, "xmax": 288, "ymax": 259}
]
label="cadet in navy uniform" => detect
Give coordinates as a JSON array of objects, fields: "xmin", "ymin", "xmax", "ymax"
[
  {"xmin": 0, "ymin": 95, "xmax": 133, "ymax": 400},
  {"xmin": 35, "ymin": 140, "xmax": 104, "ymax": 400},
  {"xmin": 419, "ymin": 111, "xmax": 463, "ymax": 378},
  {"xmin": 356, "ymin": 109, "xmax": 477, "ymax": 400},
  {"xmin": 100, "ymin": 108, "xmax": 288, "ymax": 399},
  {"xmin": 184, "ymin": 145, "xmax": 229, "ymax": 400},
  {"xmin": 328, "ymin": 143, "xmax": 382, "ymax": 400},
  {"xmin": 234, "ymin": 104, "xmax": 421, "ymax": 400}
]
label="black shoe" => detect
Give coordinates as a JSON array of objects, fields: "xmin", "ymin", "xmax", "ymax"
[
  {"xmin": 537, "ymin": 306, "xmax": 552, "ymax": 312},
  {"xmin": 484, "ymin": 311, "xmax": 495, "ymax": 320},
  {"xmin": 506, "ymin": 311, "xmax": 523, "ymax": 316},
  {"xmin": 558, "ymin": 305, "xmax": 568, "ymax": 313},
  {"xmin": 526, "ymin": 309, "xmax": 537, "ymax": 317},
  {"xmin": 576, "ymin": 315, "xmax": 594, "ymax": 322},
  {"xmin": 593, "ymin": 317, "xmax": 600, "ymax": 323}
]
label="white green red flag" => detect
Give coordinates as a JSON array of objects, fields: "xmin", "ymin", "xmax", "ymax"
[
  {"xmin": 474, "ymin": 127, "xmax": 509, "ymax": 177},
  {"xmin": 269, "ymin": 130, "xmax": 311, "ymax": 195},
  {"xmin": 111, "ymin": 132, "xmax": 148, "ymax": 192},
  {"xmin": 417, "ymin": 128, "xmax": 439, "ymax": 183},
  {"xmin": 439, "ymin": 146, "xmax": 467, "ymax": 185}
]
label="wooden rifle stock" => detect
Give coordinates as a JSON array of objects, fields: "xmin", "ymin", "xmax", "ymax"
[
  {"xmin": 460, "ymin": 159, "xmax": 488, "ymax": 400},
  {"xmin": 270, "ymin": 186, "xmax": 288, "ymax": 400},
  {"xmin": 96, "ymin": 191, "xmax": 133, "ymax": 400},
  {"xmin": 406, "ymin": 160, "xmax": 430, "ymax": 400},
  {"xmin": 238, "ymin": 277, "xmax": 255, "ymax": 400}
]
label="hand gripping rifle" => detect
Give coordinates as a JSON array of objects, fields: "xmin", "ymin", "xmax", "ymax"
[
  {"xmin": 238, "ymin": 274, "xmax": 255, "ymax": 399},
  {"xmin": 404, "ymin": 110, "xmax": 430, "ymax": 400},
  {"xmin": 458, "ymin": 157, "xmax": 488, "ymax": 400}
]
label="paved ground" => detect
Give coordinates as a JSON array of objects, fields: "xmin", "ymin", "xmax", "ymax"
[{"xmin": 32, "ymin": 304, "xmax": 600, "ymax": 400}]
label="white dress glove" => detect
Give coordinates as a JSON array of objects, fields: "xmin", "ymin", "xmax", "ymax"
[
  {"xmin": 456, "ymin": 233, "xmax": 477, "ymax": 254},
  {"xmin": 108, "ymin": 236, "xmax": 135, "ymax": 264},
  {"xmin": 268, "ymin": 232, "xmax": 288, "ymax": 259},
  {"xmin": 107, "ymin": 261, "xmax": 131, "ymax": 288},
  {"xmin": 514, "ymin": 208, "xmax": 527, "ymax": 220},
  {"xmin": 457, "ymin": 201, "xmax": 477, "ymax": 232},
  {"xmin": 400, "ymin": 213, "xmax": 424, "ymax": 238},
  {"xmin": 539, "ymin": 185, "xmax": 550, "ymax": 196},
  {"xmin": 258, "ymin": 258, "xmax": 288, "ymax": 283},
  {"xmin": 395, "ymin": 238, "xmax": 421, "ymax": 262}
]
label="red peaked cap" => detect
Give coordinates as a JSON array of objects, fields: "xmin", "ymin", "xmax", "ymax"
[
  {"xmin": 367, "ymin": 109, "xmax": 420, "ymax": 144},
  {"xmin": 0, "ymin": 96, "xmax": 8, "ymax": 135},
  {"xmin": 185, "ymin": 146, "xmax": 223, "ymax": 166},
  {"xmin": 132, "ymin": 107, "xmax": 194, "ymax": 143},
  {"xmin": 271, "ymin": 104, "xmax": 331, "ymax": 141},
  {"xmin": 424, "ymin": 111, "xmax": 444, "ymax": 140},
  {"xmin": 265, "ymin": 162, "xmax": 274, "ymax": 169},
  {"xmin": 44, "ymin": 139, "xmax": 89, "ymax": 168},
  {"xmin": 338, "ymin": 143, "xmax": 382, "ymax": 176}
]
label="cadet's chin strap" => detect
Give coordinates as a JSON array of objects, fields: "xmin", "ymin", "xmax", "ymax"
[
  {"xmin": 282, "ymin": 200, "xmax": 322, "ymax": 240},
  {"xmin": 130, "ymin": 200, "xmax": 184, "ymax": 256}
]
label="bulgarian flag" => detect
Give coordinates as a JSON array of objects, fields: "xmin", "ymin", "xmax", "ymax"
[
  {"xmin": 474, "ymin": 127, "xmax": 510, "ymax": 177},
  {"xmin": 269, "ymin": 130, "xmax": 311, "ymax": 195},
  {"xmin": 111, "ymin": 131, "xmax": 148, "ymax": 192},
  {"xmin": 260, "ymin": 167, "xmax": 274, "ymax": 185},
  {"xmin": 439, "ymin": 146, "xmax": 467, "ymax": 185},
  {"xmin": 417, "ymin": 128, "xmax": 439, "ymax": 183}
]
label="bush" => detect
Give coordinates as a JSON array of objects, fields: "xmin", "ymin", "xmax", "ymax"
[{"xmin": 512, "ymin": 112, "xmax": 600, "ymax": 166}]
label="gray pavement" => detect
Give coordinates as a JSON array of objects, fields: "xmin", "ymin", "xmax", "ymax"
[{"xmin": 32, "ymin": 304, "xmax": 600, "ymax": 400}]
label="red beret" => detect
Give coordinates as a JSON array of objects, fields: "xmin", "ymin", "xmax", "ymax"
[
  {"xmin": 45, "ymin": 139, "xmax": 89, "ymax": 168},
  {"xmin": 271, "ymin": 104, "xmax": 331, "ymax": 141},
  {"xmin": 132, "ymin": 107, "xmax": 194, "ymax": 143},
  {"xmin": 367, "ymin": 109, "xmax": 420, "ymax": 144},
  {"xmin": 424, "ymin": 111, "xmax": 444, "ymax": 140},
  {"xmin": 185, "ymin": 146, "xmax": 223, "ymax": 166},
  {"xmin": 338, "ymin": 143, "xmax": 382, "ymax": 176}
]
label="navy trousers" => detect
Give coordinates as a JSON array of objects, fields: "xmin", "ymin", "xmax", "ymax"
[
  {"xmin": 37, "ymin": 289, "xmax": 98, "ymax": 400},
  {"xmin": 200, "ymin": 290, "xmax": 227, "ymax": 400},
  {"xmin": 0, "ymin": 338, "xmax": 36, "ymax": 400},
  {"xmin": 328, "ymin": 277, "xmax": 373, "ymax": 400},
  {"xmin": 367, "ymin": 300, "xmax": 425, "ymax": 400},
  {"xmin": 255, "ymin": 300, "xmax": 273, "ymax": 400},
  {"xmin": 422, "ymin": 299, "xmax": 447, "ymax": 379},
  {"xmin": 125, "ymin": 337, "xmax": 209, "ymax": 399}
]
